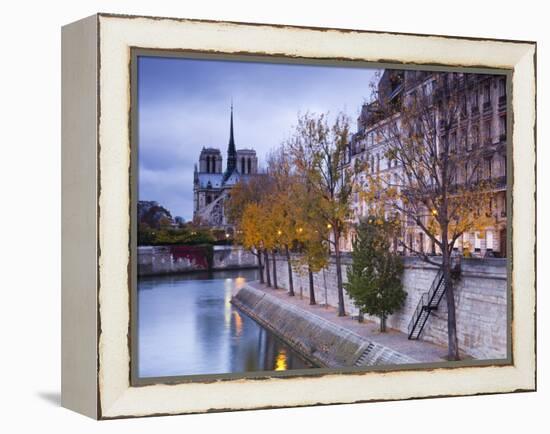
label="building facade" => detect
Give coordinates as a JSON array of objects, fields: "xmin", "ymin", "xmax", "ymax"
[
  {"xmin": 193, "ymin": 106, "xmax": 258, "ymax": 229},
  {"xmin": 344, "ymin": 69, "xmax": 507, "ymax": 257}
]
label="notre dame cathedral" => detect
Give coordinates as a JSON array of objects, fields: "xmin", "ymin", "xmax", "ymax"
[{"xmin": 193, "ymin": 106, "xmax": 258, "ymax": 229}]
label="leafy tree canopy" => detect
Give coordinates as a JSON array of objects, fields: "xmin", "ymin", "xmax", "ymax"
[{"xmin": 345, "ymin": 216, "xmax": 406, "ymax": 331}]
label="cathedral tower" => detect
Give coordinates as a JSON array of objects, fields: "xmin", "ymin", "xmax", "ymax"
[
  {"xmin": 225, "ymin": 104, "xmax": 237, "ymax": 178},
  {"xmin": 193, "ymin": 104, "xmax": 258, "ymax": 228}
]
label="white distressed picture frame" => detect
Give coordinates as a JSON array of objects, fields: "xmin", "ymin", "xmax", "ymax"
[{"xmin": 61, "ymin": 13, "xmax": 536, "ymax": 419}]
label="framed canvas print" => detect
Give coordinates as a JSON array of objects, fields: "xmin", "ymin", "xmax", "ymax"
[{"xmin": 61, "ymin": 13, "xmax": 536, "ymax": 419}]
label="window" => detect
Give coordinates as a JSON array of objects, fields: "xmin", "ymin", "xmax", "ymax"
[
  {"xmin": 410, "ymin": 90, "xmax": 417, "ymax": 106},
  {"xmin": 416, "ymin": 121, "xmax": 423, "ymax": 136},
  {"xmin": 483, "ymin": 119, "xmax": 492, "ymax": 145},
  {"xmin": 471, "ymin": 90, "xmax": 479, "ymax": 109},
  {"xmin": 450, "ymin": 131, "xmax": 457, "ymax": 153},
  {"xmin": 484, "ymin": 84, "xmax": 491, "ymax": 104},
  {"xmin": 499, "ymin": 115, "xmax": 507, "ymax": 140},
  {"xmin": 486, "ymin": 157, "xmax": 493, "ymax": 180},
  {"xmin": 460, "ymin": 128, "xmax": 467, "ymax": 152},
  {"xmin": 474, "ymin": 125, "xmax": 480, "ymax": 148},
  {"xmin": 499, "ymin": 78, "xmax": 506, "ymax": 98},
  {"xmin": 451, "ymin": 165, "xmax": 458, "ymax": 185}
]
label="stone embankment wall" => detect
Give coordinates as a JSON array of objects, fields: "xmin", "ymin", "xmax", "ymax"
[
  {"xmin": 138, "ymin": 245, "xmax": 257, "ymax": 276},
  {"xmin": 272, "ymin": 255, "xmax": 507, "ymax": 360},
  {"xmin": 231, "ymin": 285, "xmax": 417, "ymax": 368}
]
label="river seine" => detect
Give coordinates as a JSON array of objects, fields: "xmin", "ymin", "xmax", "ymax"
[{"xmin": 138, "ymin": 269, "xmax": 313, "ymax": 378}]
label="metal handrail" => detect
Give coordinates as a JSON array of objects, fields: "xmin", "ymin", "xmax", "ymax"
[
  {"xmin": 407, "ymin": 256, "xmax": 461, "ymax": 340},
  {"xmin": 407, "ymin": 293, "xmax": 426, "ymax": 336}
]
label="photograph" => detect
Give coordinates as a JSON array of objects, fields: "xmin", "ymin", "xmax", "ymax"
[
  {"xmin": 1, "ymin": 0, "xmax": 543, "ymax": 429},
  {"xmin": 134, "ymin": 54, "xmax": 510, "ymax": 380}
]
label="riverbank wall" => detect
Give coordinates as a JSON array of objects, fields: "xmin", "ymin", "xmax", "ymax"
[
  {"xmin": 271, "ymin": 255, "xmax": 508, "ymax": 360},
  {"xmin": 231, "ymin": 284, "xmax": 417, "ymax": 368},
  {"xmin": 138, "ymin": 245, "xmax": 258, "ymax": 276}
]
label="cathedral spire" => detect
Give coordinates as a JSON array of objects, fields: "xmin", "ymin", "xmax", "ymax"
[{"xmin": 225, "ymin": 103, "xmax": 237, "ymax": 176}]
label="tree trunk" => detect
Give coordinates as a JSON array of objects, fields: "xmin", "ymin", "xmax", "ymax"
[
  {"xmin": 380, "ymin": 314, "xmax": 387, "ymax": 332},
  {"xmin": 358, "ymin": 311, "xmax": 364, "ymax": 323},
  {"xmin": 272, "ymin": 250, "xmax": 278, "ymax": 289},
  {"xmin": 333, "ymin": 229, "xmax": 346, "ymax": 317},
  {"xmin": 257, "ymin": 249, "xmax": 264, "ymax": 284},
  {"xmin": 264, "ymin": 249, "xmax": 271, "ymax": 287},
  {"xmin": 442, "ymin": 231, "xmax": 460, "ymax": 360},
  {"xmin": 308, "ymin": 265, "xmax": 316, "ymax": 305},
  {"xmin": 285, "ymin": 245, "xmax": 294, "ymax": 296}
]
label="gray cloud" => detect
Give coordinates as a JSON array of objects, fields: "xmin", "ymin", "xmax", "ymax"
[{"xmin": 138, "ymin": 56, "xmax": 380, "ymax": 219}]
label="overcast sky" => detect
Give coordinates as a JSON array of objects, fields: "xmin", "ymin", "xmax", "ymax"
[{"xmin": 138, "ymin": 55, "xmax": 380, "ymax": 220}]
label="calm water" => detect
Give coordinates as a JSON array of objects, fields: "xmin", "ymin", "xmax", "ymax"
[{"xmin": 138, "ymin": 269, "xmax": 313, "ymax": 378}]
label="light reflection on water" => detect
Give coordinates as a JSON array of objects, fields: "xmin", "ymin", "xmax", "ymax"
[
  {"xmin": 138, "ymin": 269, "xmax": 313, "ymax": 378},
  {"xmin": 274, "ymin": 349, "xmax": 288, "ymax": 371}
]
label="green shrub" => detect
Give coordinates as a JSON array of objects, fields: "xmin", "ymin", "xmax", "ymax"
[{"xmin": 344, "ymin": 216, "xmax": 406, "ymax": 332}]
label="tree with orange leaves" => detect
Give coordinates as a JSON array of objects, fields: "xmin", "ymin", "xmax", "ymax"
[
  {"xmin": 287, "ymin": 111, "xmax": 363, "ymax": 316},
  {"xmin": 226, "ymin": 174, "xmax": 273, "ymax": 285}
]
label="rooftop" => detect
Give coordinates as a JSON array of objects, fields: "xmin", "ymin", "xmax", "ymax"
[{"xmin": 200, "ymin": 147, "xmax": 221, "ymax": 154}]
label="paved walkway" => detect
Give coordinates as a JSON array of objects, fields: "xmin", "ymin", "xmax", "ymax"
[{"xmin": 248, "ymin": 281, "xmax": 449, "ymax": 363}]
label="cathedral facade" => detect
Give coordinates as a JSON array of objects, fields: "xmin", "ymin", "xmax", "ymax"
[{"xmin": 193, "ymin": 107, "xmax": 258, "ymax": 229}]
